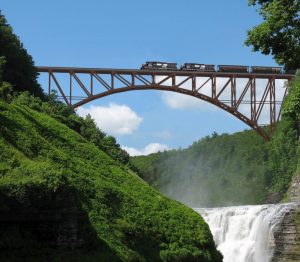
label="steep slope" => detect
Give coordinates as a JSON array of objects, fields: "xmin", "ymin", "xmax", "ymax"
[
  {"xmin": 0, "ymin": 100, "xmax": 222, "ymax": 262},
  {"xmin": 131, "ymin": 130, "xmax": 268, "ymax": 207}
]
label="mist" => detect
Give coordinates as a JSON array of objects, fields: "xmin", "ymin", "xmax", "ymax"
[{"xmin": 131, "ymin": 130, "xmax": 268, "ymax": 208}]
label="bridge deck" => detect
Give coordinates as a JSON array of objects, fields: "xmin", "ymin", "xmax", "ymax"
[{"xmin": 36, "ymin": 66, "xmax": 293, "ymax": 80}]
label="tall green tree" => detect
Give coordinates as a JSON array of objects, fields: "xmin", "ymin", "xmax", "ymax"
[
  {"xmin": 245, "ymin": 0, "xmax": 300, "ymax": 70},
  {"xmin": 0, "ymin": 56, "xmax": 5, "ymax": 84},
  {"xmin": 283, "ymin": 71, "xmax": 300, "ymax": 137},
  {"xmin": 0, "ymin": 11, "xmax": 44, "ymax": 98}
]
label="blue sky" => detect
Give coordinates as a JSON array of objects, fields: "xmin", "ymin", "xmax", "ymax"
[{"xmin": 2, "ymin": 1, "xmax": 281, "ymax": 155}]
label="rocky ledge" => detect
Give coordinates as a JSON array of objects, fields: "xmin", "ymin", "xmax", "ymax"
[
  {"xmin": 271, "ymin": 203, "xmax": 300, "ymax": 262},
  {"xmin": 289, "ymin": 173, "xmax": 300, "ymax": 203},
  {"xmin": 271, "ymin": 172, "xmax": 300, "ymax": 262}
]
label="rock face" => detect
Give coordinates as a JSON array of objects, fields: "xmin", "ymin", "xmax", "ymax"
[
  {"xmin": 271, "ymin": 173, "xmax": 300, "ymax": 262},
  {"xmin": 271, "ymin": 203, "xmax": 300, "ymax": 262},
  {"xmin": 289, "ymin": 173, "xmax": 300, "ymax": 202}
]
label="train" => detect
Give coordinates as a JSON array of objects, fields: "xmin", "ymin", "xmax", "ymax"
[
  {"xmin": 141, "ymin": 61, "xmax": 177, "ymax": 70},
  {"xmin": 140, "ymin": 61, "xmax": 295, "ymax": 74}
]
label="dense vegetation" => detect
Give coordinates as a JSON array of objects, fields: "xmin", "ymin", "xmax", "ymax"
[
  {"xmin": 130, "ymin": 73, "xmax": 300, "ymax": 207},
  {"xmin": 131, "ymin": 131, "xmax": 269, "ymax": 207},
  {"xmin": 8, "ymin": 92, "xmax": 130, "ymax": 165},
  {"xmin": 0, "ymin": 99, "xmax": 222, "ymax": 261}
]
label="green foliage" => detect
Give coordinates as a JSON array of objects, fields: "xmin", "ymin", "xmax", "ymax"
[
  {"xmin": 79, "ymin": 114, "xmax": 129, "ymax": 165},
  {"xmin": 131, "ymin": 124, "xmax": 298, "ymax": 206},
  {"xmin": 0, "ymin": 11, "xmax": 44, "ymax": 98},
  {"xmin": 0, "ymin": 100, "xmax": 222, "ymax": 261},
  {"xmin": 0, "ymin": 55, "xmax": 6, "ymax": 83},
  {"xmin": 131, "ymin": 131, "xmax": 268, "ymax": 207},
  {"xmin": 245, "ymin": 0, "xmax": 300, "ymax": 70},
  {"xmin": 0, "ymin": 82, "xmax": 13, "ymax": 100},
  {"xmin": 265, "ymin": 118, "xmax": 298, "ymax": 194},
  {"xmin": 283, "ymin": 71, "xmax": 300, "ymax": 136},
  {"xmin": 10, "ymin": 91, "xmax": 130, "ymax": 165}
]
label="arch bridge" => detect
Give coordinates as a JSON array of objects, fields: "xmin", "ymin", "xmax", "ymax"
[{"xmin": 37, "ymin": 66, "xmax": 294, "ymax": 140}]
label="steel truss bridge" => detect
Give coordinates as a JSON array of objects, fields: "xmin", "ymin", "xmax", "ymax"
[{"xmin": 37, "ymin": 66, "xmax": 294, "ymax": 140}]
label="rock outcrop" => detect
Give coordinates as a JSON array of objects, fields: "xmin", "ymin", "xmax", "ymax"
[
  {"xmin": 272, "ymin": 173, "xmax": 300, "ymax": 262},
  {"xmin": 271, "ymin": 203, "xmax": 300, "ymax": 262},
  {"xmin": 289, "ymin": 173, "xmax": 300, "ymax": 203},
  {"xmin": 271, "ymin": 172, "xmax": 300, "ymax": 262}
]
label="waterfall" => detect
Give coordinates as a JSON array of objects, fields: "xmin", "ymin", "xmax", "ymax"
[{"xmin": 195, "ymin": 203, "xmax": 297, "ymax": 262}]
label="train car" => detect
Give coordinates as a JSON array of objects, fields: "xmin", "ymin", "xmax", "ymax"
[
  {"xmin": 141, "ymin": 61, "xmax": 177, "ymax": 70},
  {"xmin": 251, "ymin": 66, "xmax": 282, "ymax": 74},
  {"xmin": 217, "ymin": 65, "xmax": 249, "ymax": 73},
  {"xmin": 181, "ymin": 63, "xmax": 215, "ymax": 72}
]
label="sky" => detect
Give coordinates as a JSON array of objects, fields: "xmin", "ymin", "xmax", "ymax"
[{"xmin": 1, "ymin": 0, "xmax": 284, "ymax": 155}]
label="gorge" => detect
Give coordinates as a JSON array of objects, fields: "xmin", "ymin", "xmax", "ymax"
[{"xmin": 130, "ymin": 125, "xmax": 300, "ymax": 261}]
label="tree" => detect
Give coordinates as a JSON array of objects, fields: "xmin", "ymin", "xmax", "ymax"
[
  {"xmin": 245, "ymin": 0, "xmax": 300, "ymax": 70},
  {"xmin": 283, "ymin": 71, "xmax": 300, "ymax": 137},
  {"xmin": 0, "ymin": 11, "xmax": 44, "ymax": 98},
  {"xmin": 0, "ymin": 56, "xmax": 5, "ymax": 84}
]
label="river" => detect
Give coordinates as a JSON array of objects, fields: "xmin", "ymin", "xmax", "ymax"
[{"xmin": 195, "ymin": 203, "xmax": 297, "ymax": 262}]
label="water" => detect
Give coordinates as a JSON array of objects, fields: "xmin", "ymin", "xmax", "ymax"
[{"xmin": 195, "ymin": 203, "xmax": 297, "ymax": 262}]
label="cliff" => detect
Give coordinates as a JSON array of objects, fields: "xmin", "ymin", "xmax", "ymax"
[
  {"xmin": 289, "ymin": 173, "xmax": 300, "ymax": 203},
  {"xmin": 271, "ymin": 203, "xmax": 300, "ymax": 262},
  {"xmin": 271, "ymin": 165, "xmax": 300, "ymax": 261}
]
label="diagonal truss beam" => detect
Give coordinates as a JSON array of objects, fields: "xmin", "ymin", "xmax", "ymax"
[
  {"xmin": 93, "ymin": 74, "xmax": 112, "ymax": 90},
  {"xmin": 50, "ymin": 72, "xmax": 70, "ymax": 106},
  {"xmin": 235, "ymin": 79, "xmax": 252, "ymax": 109},
  {"xmin": 72, "ymin": 73, "xmax": 91, "ymax": 96}
]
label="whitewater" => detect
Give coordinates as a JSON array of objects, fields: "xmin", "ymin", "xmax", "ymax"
[{"xmin": 195, "ymin": 203, "xmax": 297, "ymax": 262}]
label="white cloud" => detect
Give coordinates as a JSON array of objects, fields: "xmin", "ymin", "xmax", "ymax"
[
  {"xmin": 76, "ymin": 103, "xmax": 143, "ymax": 135},
  {"xmin": 122, "ymin": 143, "xmax": 170, "ymax": 156}
]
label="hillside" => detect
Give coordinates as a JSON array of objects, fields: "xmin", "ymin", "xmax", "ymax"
[
  {"xmin": 131, "ymin": 130, "xmax": 269, "ymax": 207},
  {"xmin": 131, "ymin": 125, "xmax": 298, "ymax": 208},
  {"xmin": 0, "ymin": 99, "xmax": 222, "ymax": 261}
]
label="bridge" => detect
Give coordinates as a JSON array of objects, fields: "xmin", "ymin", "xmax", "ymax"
[{"xmin": 37, "ymin": 66, "xmax": 294, "ymax": 140}]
